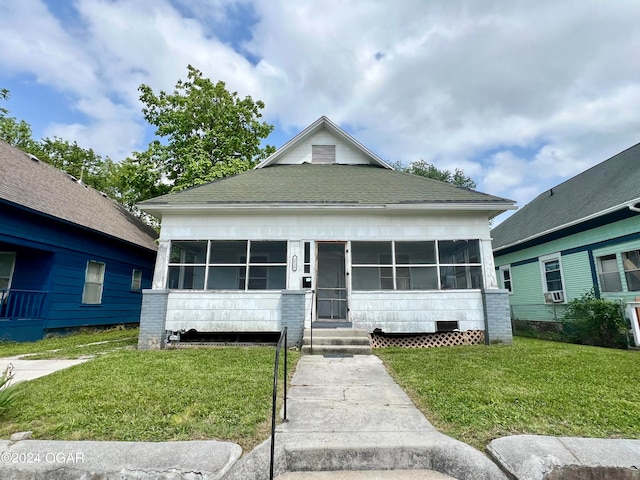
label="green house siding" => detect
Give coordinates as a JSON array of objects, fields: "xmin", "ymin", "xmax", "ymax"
[
  {"xmin": 561, "ymin": 251, "xmax": 593, "ymax": 299},
  {"xmin": 495, "ymin": 215, "xmax": 640, "ymax": 322},
  {"xmin": 510, "ymin": 262, "xmax": 542, "ymax": 305}
]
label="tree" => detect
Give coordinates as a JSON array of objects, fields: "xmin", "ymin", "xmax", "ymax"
[
  {"xmin": 401, "ymin": 159, "xmax": 477, "ymax": 189},
  {"xmin": 135, "ymin": 65, "xmax": 275, "ymax": 193},
  {"xmin": 0, "ymin": 92, "xmax": 118, "ymax": 196},
  {"xmin": 0, "ymin": 114, "xmax": 40, "ymax": 153},
  {"xmin": 0, "ymin": 88, "xmax": 9, "ymax": 117}
]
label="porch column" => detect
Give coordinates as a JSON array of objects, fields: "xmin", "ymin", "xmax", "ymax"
[
  {"xmin": 138, "ymin": 289, "xmax": 169, "ymax": 350},
  {"xmin": 483, "ymin": 288, "xmax": 513, "ymax": 345},
  {"xmin": 480, "ymin": 239, "xmax": 499, "ymax": 289},
  {"xmin": 281, "ymin": 290, "xmax": 305, "ymax": 348},
  {"xmin": 152, "ymin": 240, "xmax": 171, "ymax": 290}
]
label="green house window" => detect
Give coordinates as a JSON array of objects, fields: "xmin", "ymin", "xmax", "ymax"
[
  {"xmin": 597, "ymin": 254, "xmax": 622, "ymax": 292},
  {"xmin": 623, "ymin": 250, "xmax": 640, "ymax": 291}
]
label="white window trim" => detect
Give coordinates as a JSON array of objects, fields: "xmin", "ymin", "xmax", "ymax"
[
  {"xmin": 499, "ymin": 265, "xmax": 513, "ymax": 294},
  {"xmin": 596, "ymin": 253, "xmax": 623, "ymax": 293},
  {"xmin": 539, "ymin": 253, "xmax": 565, "ymax": 303},
  {"xmin": 131, "ymin": 269, "xmax": 143, "ymax": 292},
  {"xmin": 622, "ymin": 249, "xmax": 640, "ymax": 292},
  {"xmin": 167, "ymin": 240, "xmax": 289, "ymax": 291},
  {"xmin": 82, "ymin": 260, "xmax": 106, "ymax": 305}
]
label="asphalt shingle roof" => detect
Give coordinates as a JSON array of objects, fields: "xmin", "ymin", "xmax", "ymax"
[
  {"xmin": 491, "ymin": 142, "xmax": 640, "ymax": 251},
  {"xmin": 0, "ymin": 141, "xmax": 158, "ymax": 251},
  {"xmin": 139, "ymin": 163, "xmax": 513, "ymax": 208}
]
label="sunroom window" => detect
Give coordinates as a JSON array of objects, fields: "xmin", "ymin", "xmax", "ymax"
[
  {"xmin": 167, "ymin": 241, "xmax": 207, "ymax": 289},
  {"xmin": 351, "ymin": 242, "xmax": 393, "ymax": 290},
  {"xmin": 168, "ymin": 240, "xmax": 286, "ymax": 290},
  {"xmin": 351, "ymin": 240, "xmax": 478, "ymax": 291},
  {"xmin": 438, "ymin": 240, "xmax": 482, "ymax": 290}
]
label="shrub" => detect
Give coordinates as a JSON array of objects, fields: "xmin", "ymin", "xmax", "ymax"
[
  {"xmin": 0, "ymin": 364, "xmax": 20, "ymax": 416},
  {"xmin": 562, "ymin": 290, "xmax": 628, "ymax": 348}
]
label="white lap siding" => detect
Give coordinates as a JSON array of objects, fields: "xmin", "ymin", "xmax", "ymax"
[
  {"xmin": 349, "ymin": 291, "xmax": 484, "ymax": 333},
  {"xmin": 166, "ymin": 291, "xmax": 282, "ymax": 332}
]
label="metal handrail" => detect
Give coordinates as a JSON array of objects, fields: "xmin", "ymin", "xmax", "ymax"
[
  {"xmin": 310, "ymin": 290, "xmax": 315, "ymax": 354},
  {"xmin": 269, "ymin": 326, "xmax": 288, "ymax": 480}
]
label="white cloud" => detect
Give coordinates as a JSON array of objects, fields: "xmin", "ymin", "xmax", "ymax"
[
  {"xmin": 1, "ymin": 0, "xmax": 639, "ymax": 207},
  {"xmin": 0, "ymin": 0, "xmax": 99, "ymax": 95}
]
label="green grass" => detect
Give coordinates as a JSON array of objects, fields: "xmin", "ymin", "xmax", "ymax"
[
  {"xmin": 0, "ymin": 347, "xmax": 298, "ymax": 451},
  {"xmin": 377, "ymin": 337, "xmax": 640, "ymax": 449},
  {"xmin": 0, "ymin": 327, "xmax": 138, "ymax": 359}
]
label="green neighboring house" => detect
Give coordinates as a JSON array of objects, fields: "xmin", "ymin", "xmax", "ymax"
[{"xmin": 491, "ymin": 142, "xmax": 640, "ymax": 346}]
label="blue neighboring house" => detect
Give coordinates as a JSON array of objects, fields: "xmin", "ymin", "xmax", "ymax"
[{"xmin": 0, "ymin": 140, "xmax": 158, "ymax": 341}]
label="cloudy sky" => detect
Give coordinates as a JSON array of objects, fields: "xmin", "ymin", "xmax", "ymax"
[{"xmin": 1, "ymin": 0, "xmax": 640, "ymax": 222}]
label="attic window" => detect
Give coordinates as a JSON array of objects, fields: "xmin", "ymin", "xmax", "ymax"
[{"xmin": 312, "ymin": 145, "xmax": 336, "ymax": 164}]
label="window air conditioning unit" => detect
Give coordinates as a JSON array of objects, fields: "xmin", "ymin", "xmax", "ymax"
[{"xmin": 544, "ymin": 291, "xmax": 564, "ymax": 303}]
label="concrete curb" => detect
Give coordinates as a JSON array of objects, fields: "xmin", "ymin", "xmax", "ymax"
[
  {"xmin": 486, "ymin": 435, "xmax": 640, "ymax": 480},
  {"xmin": 0, "ymin": 439, "xmax": 241, "ymax": 480}
]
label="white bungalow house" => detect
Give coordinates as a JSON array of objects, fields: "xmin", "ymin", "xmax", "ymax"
[{"xmin": 137, "ymin": 116, "xmax": 516, "ymax": 349}]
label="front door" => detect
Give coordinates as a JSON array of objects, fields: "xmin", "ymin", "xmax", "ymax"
[{"xmin": 316, "ymin": 243, "xmax": 348, "ymax": 322}]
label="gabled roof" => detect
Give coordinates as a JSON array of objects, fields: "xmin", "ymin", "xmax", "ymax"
[
  {"xmin": 491, "ymin": 142, "xmax": 640, "ymax": 252},
  {"xmin": 255, "ymin": 116, "xmax": 393, "ymax": 169},
  {"xmin": 139, "ymin": 163, "xmax": 515, "ymax": 218},
  {"xmin": 0, "ymin": 141, "xmax": 158, "ymax": 251}
]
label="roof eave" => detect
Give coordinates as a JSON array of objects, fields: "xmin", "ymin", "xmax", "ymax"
[
  {"xmin": 139, "ymin": 201, "xmax": 516, "ymax": 218},
  {"xmin": 493, "ymin": 198, "xmax": 640, "ymax": 253}
]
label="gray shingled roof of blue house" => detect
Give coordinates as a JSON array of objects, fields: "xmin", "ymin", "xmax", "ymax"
[
  {"xmin": 139, "ymin": 163, "xmax": 514, "ymax": 217},
  {"xmin": 0, "ymin": 140, "xmax": 158, "ymax": 251},
  {"xmin": 491, "ymin": 142, "xmax": 640, "ymax": 251}
]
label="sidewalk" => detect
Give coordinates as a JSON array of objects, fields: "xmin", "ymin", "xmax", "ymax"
[
  {"xmin": 0, "ymin": 355, "xmax": 90, "ymax": 383},
  {"xmin": 225, "ymin": 354, "xmax": 507, "ymax": 480}
]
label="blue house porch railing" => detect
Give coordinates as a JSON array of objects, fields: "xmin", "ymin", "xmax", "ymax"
[{"xmin": 0, "ymin": 289, "xmax": 48, "ymax": 320}]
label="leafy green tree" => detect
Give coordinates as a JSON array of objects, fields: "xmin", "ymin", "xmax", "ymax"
[
  {"xmin": 135, "ymin": 64, "xmax": 275, "ymax": 193},
  {"xmin": 400, "ymin": 159, "xmax": 477, "ymax": 189},
  {"xmin": 0, "ymin": 114, "xmax": 41, "ymax": 153},
  {"xmin": 0, "ymin": 88, "xmax": 9, "ymax": 117},
  {"xmin": 0, "ymin": 93, "xmax": 118, "ymax": 197},
  {"xmin": 36, "ymin": 137, "xmax": 117, "ymax": 192},
  {"xmin": 109, "ymin": 154, "xmax": 168, "ymax": 210}
]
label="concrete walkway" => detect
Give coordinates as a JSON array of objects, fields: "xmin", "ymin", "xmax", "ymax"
[
  {"xmin": 225, "ymin": 355, "xmax": 507, "ymax": 480},
  {"xmin": 0, "ymin": 355, "xmax": 90, "ymax": 383}
]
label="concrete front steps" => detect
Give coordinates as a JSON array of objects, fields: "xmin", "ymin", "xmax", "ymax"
[{"xmin": 301, "ymin": 328, "xmax": 372, "ymax": 355}]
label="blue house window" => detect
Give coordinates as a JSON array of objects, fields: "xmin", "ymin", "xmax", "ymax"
[
  {"xmin": 131, "ymin": 269, "xmax": 142, "ymax": 291},
  {"xmin": 0, "ymin": 252, "xmax": 16, "ymax": 291},
  {"xmin": 82, "ymin": 261, "xmax": 105, "ymax": 304}
]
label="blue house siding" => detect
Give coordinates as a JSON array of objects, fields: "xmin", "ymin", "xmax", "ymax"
[{"xmin": 0, "ymin": 204, "xmax": 155, "ymax": 341}]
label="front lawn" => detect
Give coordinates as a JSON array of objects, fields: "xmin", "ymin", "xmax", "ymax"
[
  {"xmin": 377, "ymin": 337, "xmax": 640, "ymax": 449},
  {"xmin": 0, "ymin": 327, "xmax": 138, "ymax": 359},
  {"xmin": 1, "ymin": 346, "xmax": 297, "ymax": 451}
]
